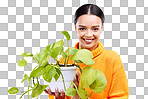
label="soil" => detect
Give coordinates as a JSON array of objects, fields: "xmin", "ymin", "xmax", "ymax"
[{"xmin": 59, "ymin": 64, "xmax": 75, "ymax": 67}]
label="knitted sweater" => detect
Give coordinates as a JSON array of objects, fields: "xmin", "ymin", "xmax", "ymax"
[{"xmin": 48, "ymin": 41, "xmax": 129, "ymax": 99}]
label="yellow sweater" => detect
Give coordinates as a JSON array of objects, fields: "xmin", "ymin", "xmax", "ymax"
[{"xmin": 48, "ymin": 41, "xmax": 129, "ymax": 99}]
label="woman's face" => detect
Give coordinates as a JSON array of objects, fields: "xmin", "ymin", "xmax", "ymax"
[{"xmin": 74, "ymin": 14, "xmax": 103, "ymax": 51}]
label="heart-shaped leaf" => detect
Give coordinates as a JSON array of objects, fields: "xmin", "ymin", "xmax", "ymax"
[
  {"xmin": 21, "ymin": 74, "xmax": 28, "ymax": 83},
  {"xmin": 20, "ymin": 52, "xmax": 33, "ymax": 57},
  {"xmin": 51, "ymin": 46, "xmax": 63, "ymax": 58},
  {"xmin": 18, "ymin": 59, "xmax": 27, "ymax": 67},
  {"xmin": 70, "ymin": 49, "xmax": 95, "ymax": 65},
  {"xmin": 30, "ymin": 66, "xmax": 46, "ymax": 77},
  {"xmin": 61, "ymin": 31, "xmax": 71, "ymax": 41},
  {"xmin": 8, "ymin": 87, "xmax": 19, "ymax": 94},
  {"xmin": 81, "ymin": 66, "xmax": 97, "ymax": 88},
  {"xmin": 51, "ymin": 39, "xmax": 64, "ymax": 51},
  {"xmin": 43, "ymin": 65, "xmax": 56, "ymax": 83},
  {"xmin": 31, "ymin": 84, "xmax": 48, "ymax": 98},
  {"xmin": 89, "ymin": 70, "xmax": 107, "ymax": 93},
  {"xmin": 78, "ymin": 86, "xmax": 88, "ymax": 99},
  {"xmin": 38, "ymin": 48, "xmax": 49, "ymax": 65},
  {"xmin": 65, "ymin": 87, "xmax": 77, "ymax": 97}
]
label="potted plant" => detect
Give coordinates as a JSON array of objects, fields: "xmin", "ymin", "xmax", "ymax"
[{"xmin": 8, "ymin": 31, "xmax": 107, "ymax": 99}]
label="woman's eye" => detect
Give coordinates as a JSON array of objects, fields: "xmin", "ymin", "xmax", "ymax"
[
  {"xmin": 93, "ymin": 28, "xmax": 99, "ymax": 31},
  {"xmin": 79, "ymin": 28, "xmax": 85, "ymax": 30}
]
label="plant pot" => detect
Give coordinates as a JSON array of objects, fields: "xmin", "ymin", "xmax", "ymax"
[{"xmin": 44, "ymin": 66, "xmax": 77, "ymax": 92}]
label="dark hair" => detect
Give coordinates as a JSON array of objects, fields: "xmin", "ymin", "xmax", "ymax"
[{"xmin": 74, "ymin": 4, "xmax": 105, "ymax": 25}]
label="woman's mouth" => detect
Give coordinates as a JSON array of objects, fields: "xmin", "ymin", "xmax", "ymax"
[{"xmin": 82, "ymin": 38, "xmax": 95, "ymax": 43}]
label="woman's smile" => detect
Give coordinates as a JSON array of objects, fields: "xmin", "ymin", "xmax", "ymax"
[{"xmin": 82, "ymin": 38, "xmax": 95, "ymax": 43}]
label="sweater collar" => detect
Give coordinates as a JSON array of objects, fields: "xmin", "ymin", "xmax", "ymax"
[{"xmin": 74, "ymin": 41, "xmax": 104, "ymax": 58}]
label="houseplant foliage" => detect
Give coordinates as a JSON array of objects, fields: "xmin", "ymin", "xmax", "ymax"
[{"xmin": 8, "ymin": 31, "xmax": 107, "ymax": 99}]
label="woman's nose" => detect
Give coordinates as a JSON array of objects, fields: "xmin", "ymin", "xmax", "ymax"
[{"xmin": 86, "ymin": 29, "xmax": 93, "ymax": 36}]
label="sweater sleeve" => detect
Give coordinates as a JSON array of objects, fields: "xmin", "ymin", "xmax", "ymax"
[{"xmin": 108, "ymin": 52, "xmax": 129, "ymax": 99}]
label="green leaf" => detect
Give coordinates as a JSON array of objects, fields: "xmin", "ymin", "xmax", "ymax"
[
  {"xmin": 81, "ymin": 67, "xmax": 97, "ymax": 88},
  {"xmin": 61, "ymin": 31, "xmax": 71, "ymax": 41},
  {"xmin": 32, "ymin": 53, "xmax": 39, "ymax": 63},
  {"xmin": 89, "ymin": 70, "xmax": 107, "ymax": 93},
  {"xmin": 69, "ymin": 47, "xmax": 78, "ymax": 56},
  {"xmin": 43, "ymin": 65, "xmax": 56, "ymax": 83},
  {"xmin": 18, "ymin": 59, "xmax": 27, "ymax": 67},
  {"xmin": 28, "ymin": 77, "xmax": 31, "ymax": 84},
  {"xmin": 79, "ymin": 44, "xmax": 81, "ymax": 50},
  {"xmin": 38, "ymin": 48, "xmax": 49, "ymax": 65},
  {"xmin": 65, "ymin": 87, "xmax": 77, "ymax": 97},
  {"xmin": 46, "ymin": 44, "xmax": 51, "ymax": 54},
  {"xmin": 30, "ymin": 66, "xmax": 46, "ymax": 77},
  {"xmin": 65, "ymin": 47, "xmax": 78, "ymax": 56},
  {"xmin": 78, "ymin": 86, "xmax": 88, "ymax": 99},
  {"xmin": 51, "ymin": 39, "xmax": 64, "ymax": 51},
  {"xmin": 75, "ymin": 60, "xmax": 83, "ymax": 63},
  {"xmin": 21, "ymin": 74, "xmax": 28, "ymax": 83},
  {"xmin": 40, "ymin": 56, "xmax": 49, "ymax": 66},
  {"xmin": 8, "ymin": 87, "xmax": 19, "ymax": 94},
  {"xmin": 51, "ymin": 46, "xmax": 63, "ymax": 58},
  {"xmin": 61, "ymin": 52, "xmax": 67, "ymax": 58},
  {"xmin": 54, "ymin": 66, "xmax": 61, "ymax": 81},
  {"xmin": 53, "ymin": 74, "xmax": 59, "ymax": 82},
  {"xmin": 20, "ymin": 52, "xmax": 33, "ymax": 57},
  {"xmin": 31, "ymin": 84, "xmax": 48, "ymax": 98},
  {"xmin": 70, "ymin": 49, "xmax": 95, "ymax": 65}
]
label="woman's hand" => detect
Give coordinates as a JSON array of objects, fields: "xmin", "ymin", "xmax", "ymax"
[
  {"xmin": 44, "ymin": 70, "xmax": 80, "ymax": 99},
  {"xmin": 44, "ymin": 87, "xmax": 65, "ymax": 99}
]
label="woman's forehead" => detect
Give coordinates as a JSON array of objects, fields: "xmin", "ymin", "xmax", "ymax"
[{"xmin": 76, "ymin": 14, "xmax": 102, "ymax": 26}]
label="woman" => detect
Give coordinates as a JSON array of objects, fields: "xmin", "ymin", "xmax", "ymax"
[{"xmin": 45, "ymin": 4, "xmax": 129, "ymax": 99}]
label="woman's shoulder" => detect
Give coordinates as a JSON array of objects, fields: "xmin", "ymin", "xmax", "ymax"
[
  {"xmin": 103, "ymin": 50, "xmax": 120, "ymax": 57},
  {"xmin": 101, "ymin": 50, "xmax": 122, "ymax": 62}
]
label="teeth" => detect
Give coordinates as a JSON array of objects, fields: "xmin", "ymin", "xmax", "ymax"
[{"xmin": 85, "ymin": 39, "xmax": 93, "ymax": 42}]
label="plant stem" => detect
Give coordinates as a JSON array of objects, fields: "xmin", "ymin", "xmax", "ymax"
[
  {"xmin": 65, "ymin": 56, "xmax": 69, "ymax": 67},
  {"xmin": 64, "ymin": 57, "xmax": 66, "ymax": 66},
  {"xmin": 33, "ymin": 77, "xmax": 35, "ymax": 85},
  {"xmin": 65, "ymin": 39, "xmax": 70, "ymax": 67},
  {"xmin": 26, "ymin": 66, "xmax": 32, "ymax": 70},
  {"xmin": 61, "ymin": 73, "xmax": 67, "ymax": 99},
  {"xmin": 28, "ymin": 86, "xmax": 29, "ymax": 99},
  {"xmin": 19, "ymin": 88, "xmax": 33, "ymax": 99},
  {"xmin": 28, "ymin": 77, "xmax": 31, "ymax": 99},
  {"xmin": 33, "ymin": 64, "xmax": 39, "ymax": 71},
  {"xmin": 73, "ymin": 64, "xmax": 82, "ymax": 73},
  {"xmin": 37, "ymin": 77, "xmax": 39, "ymax": 84},
  {"xmin": 88, "ymin": 91, "xmax": 93, "ymax": 98}
]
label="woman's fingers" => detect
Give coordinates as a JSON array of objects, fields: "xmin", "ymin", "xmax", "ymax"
[
  {"xmin": 44, "ymin": 87, "xmax": 66, "ymax": 99},
  {"xmin": 48, "ymin": 87, "xmax": 54, "ymax": 95},
  {"xmin": 60, "ymin": 89, "xmax": 65, "ymax": 97},
  {"xmin": 55, "ymin": 88, "xmax": 60, "ymax": 97},
  {"xmin": 44, "ymin": 89, "xmax": 49, "ymax": 94},
  {"xmin": 74, "ymin": 70, "xmax": 80, "ymax": 87}
]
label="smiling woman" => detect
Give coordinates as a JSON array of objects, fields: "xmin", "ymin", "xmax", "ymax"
[{"xmin": 47, "ymin": 4, "xmax": 129, "ymax": 99}]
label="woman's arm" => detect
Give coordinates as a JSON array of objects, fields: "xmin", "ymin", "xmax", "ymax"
[{"xmin": 109, "ymin": 52, "xmax": 129, "ymax": 99}]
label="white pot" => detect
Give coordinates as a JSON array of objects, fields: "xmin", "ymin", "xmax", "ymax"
[{"xmin": 44, "ymin": 66, "xmax": 77, "ymax": 92}]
